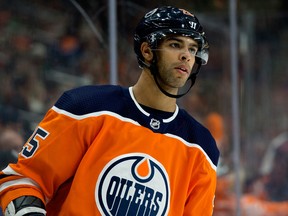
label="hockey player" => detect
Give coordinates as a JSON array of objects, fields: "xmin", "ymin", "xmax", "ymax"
[{"xmin": 0, "ymin": 6, "xmax": 219, "ymax": 215}]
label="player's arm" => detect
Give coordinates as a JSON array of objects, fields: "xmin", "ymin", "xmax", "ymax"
[
  {"xmin": 0, "ymin": 112, "xmax": 85, "ymax": 212},
  {"xmin": 4, "ymin": 196, "xmax": 46, "ymax": 216},
  {"xmin": 0, "ymin": 89, "xmax": 98, "ymax": 214},
  {"xmin": 184, "ymin": 153, "xmax": 218, "ymax": 215}
]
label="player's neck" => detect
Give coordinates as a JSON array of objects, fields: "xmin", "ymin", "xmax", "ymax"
[{"xmin": 132, "ymin": 70, "xmax": 177, "ymax": 112}]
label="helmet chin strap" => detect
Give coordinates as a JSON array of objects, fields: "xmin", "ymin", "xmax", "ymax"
[{"xmin": 148, "ymin": 58, "xmax": 201, "ymax": 99}]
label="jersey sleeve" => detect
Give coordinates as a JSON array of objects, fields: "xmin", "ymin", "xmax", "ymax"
[
  {"xmin": 179, "ymin": 115, "xmax": 218, "ymax": 216},
  {"xmin": 0, "ymin": 92, "xmax": 98, "ymax": 211},
  {"xmin": 184, "ymin": 147, "xmax": 218, "ymax": 215}
]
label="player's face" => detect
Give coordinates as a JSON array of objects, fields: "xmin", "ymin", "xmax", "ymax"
[{"xmin": 155, "ymin": 36, "xmax": 198, "ymax": 90}]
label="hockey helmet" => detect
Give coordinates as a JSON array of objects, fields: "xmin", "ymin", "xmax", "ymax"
[{"xmin": 134, "ymin": 6, "xmax": 209, "ymax": 67}]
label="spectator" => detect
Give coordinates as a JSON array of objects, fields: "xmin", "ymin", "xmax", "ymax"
[{"xmin": 0, "ymin": 127, "xmax": 24, "ymax": 170}]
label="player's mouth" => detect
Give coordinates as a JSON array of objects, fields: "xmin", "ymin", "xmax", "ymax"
[{"xmin": 175, "ymin": 65, "xmax": 189, "ymax": 74}]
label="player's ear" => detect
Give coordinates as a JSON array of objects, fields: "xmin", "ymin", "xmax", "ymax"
[{"xmin": 140, "ymin": 42, "xmax": 153, "ymax": 62}]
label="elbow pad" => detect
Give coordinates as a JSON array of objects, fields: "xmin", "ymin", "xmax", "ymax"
[{"xmin": 4, "ymin": 196, "xmax": 46, "ymax": 216}]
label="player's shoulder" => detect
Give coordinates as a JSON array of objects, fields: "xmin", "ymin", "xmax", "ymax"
[
  {"xmin": 177, "ymin": 108, "xmax": 209, "ymax": 135},
  {"xmin": 66, "ymin": 84, "xmax": 123, "ymax": 96},
  {"xmin": 54, "ymin": 85, "xmax": 127, "ymax": 115},
  {"xmin": 177, "ymin": 108, "xmax": 220, "ymax": 166}
]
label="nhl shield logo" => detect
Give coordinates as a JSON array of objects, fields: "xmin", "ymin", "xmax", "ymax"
[
  {"xmin": 150, "ymin": 118, "xmax": 160, "ymax": 130},
  {"xmin": 96, "ymin": 153, "xmax": 170, "ymax": 216}
]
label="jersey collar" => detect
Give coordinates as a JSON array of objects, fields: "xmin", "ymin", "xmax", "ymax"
[{"xmin": 128, "ymin": 87, "xmax": 179, "ymax": 123}]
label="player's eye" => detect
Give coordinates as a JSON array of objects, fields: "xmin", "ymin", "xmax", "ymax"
[
  {"xmin": 170, "ymin": 42, "xmax": 181, "ymax": 49},
  {"xmin": 188, "ymin": 47, "xmax": 198, "ymax": 55}
]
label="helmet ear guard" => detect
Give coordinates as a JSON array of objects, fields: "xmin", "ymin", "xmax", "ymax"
[{"xmin": 195, "ymin": 43, "xmax": 209, "ymax": 65}]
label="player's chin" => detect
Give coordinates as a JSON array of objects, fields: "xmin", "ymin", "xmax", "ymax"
[
  {"xmin": 177, "ymin": 77, "xmax": 190, "ymax": 86},
  {"xmin": 174, "ymin": 81, "xmax": 187, "ymax": 89}
]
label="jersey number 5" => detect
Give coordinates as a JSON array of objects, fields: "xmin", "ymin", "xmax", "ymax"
[{"xmin": 21, "ymin": 127, "xmax": 49, "ymax": 158}]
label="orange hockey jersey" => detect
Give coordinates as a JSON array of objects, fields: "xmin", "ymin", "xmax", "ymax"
[{"xmin": 0, "ymin": 85, "xmax": 219, "ymax": 215}]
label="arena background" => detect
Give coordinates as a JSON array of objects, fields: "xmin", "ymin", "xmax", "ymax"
[{"xmin": 0, "ymin": 0, "xmax": 287, "ymax": 215}]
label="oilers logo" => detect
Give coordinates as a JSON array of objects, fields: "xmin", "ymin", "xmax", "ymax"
[{"xmin": 96, "ymin": 153, "xmax": 170, "ymax": 216}]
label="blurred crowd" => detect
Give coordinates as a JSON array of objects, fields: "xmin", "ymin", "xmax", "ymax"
[
  {"xmin": 0, "ymin": 1, "xmax": 145, "ymax": 137},
  {"xmin": 0, "ymin": 1, "xmax": 288, "ymax": 215}
]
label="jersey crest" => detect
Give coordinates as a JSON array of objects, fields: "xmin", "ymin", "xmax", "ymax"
[{"xmin": 96, "ymin": 153, "xmax": 170, "ymax": 216}]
